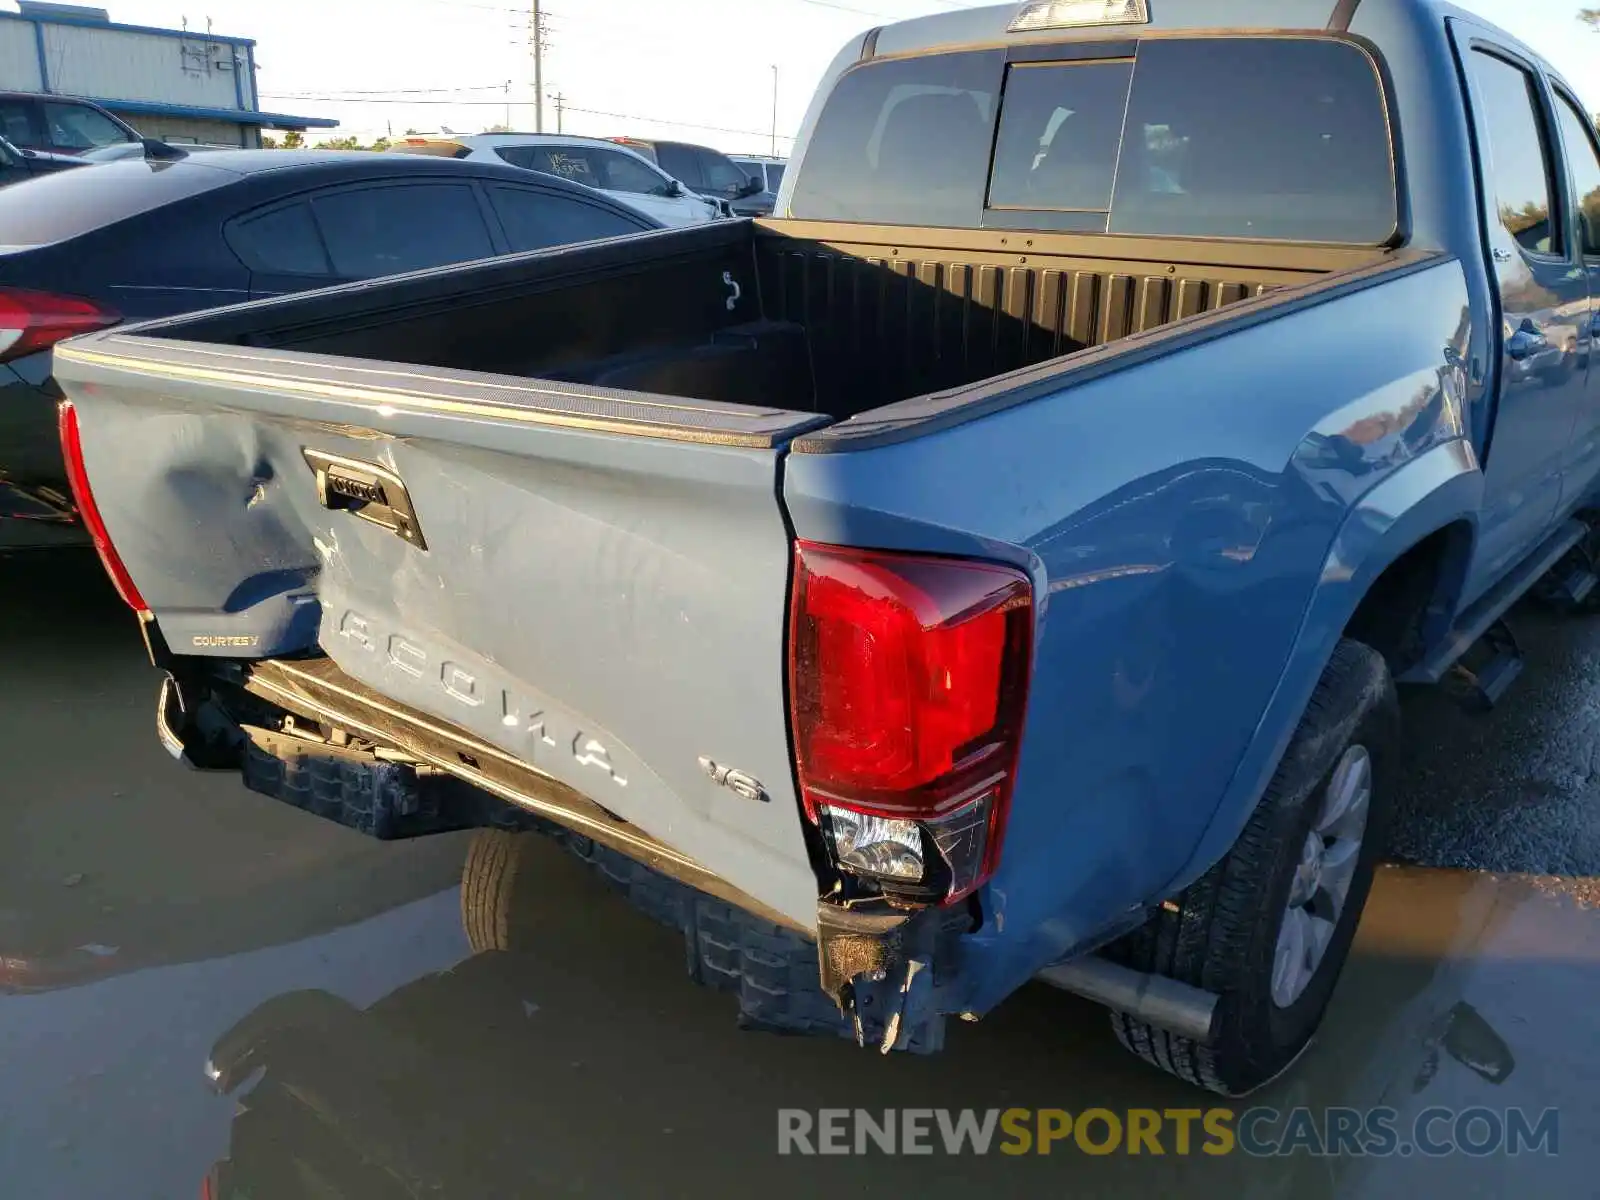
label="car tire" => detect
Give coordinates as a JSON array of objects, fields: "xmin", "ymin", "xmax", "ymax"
[
  {"xmin": 460, "ymin": 828, "xmax": 526, "ymax": 953},
  {"xmin": 1105, "ymin": 638, "xmax": 1399, "ymax": 1095}
]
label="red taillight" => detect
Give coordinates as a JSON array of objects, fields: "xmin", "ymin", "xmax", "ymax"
[
  {"xmin": 789, "ymin": 541, "xmax": 1033, "ymax": 898},
  {"xmin": 0, "ymin": 287, "xmax": 118, "ymax": 363},
  {"xmin": 58, "ymin": 400, "xmax": 147, "ymax": 613}
]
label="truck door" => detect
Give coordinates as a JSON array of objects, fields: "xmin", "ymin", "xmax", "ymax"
[
  {"xmin": 1456, "ymin": 36, "xmax": 1588, "ymax": 599},
  {"xmin": 1549, "ymin": 85, "xmax": 1600, "ymax": 509}
]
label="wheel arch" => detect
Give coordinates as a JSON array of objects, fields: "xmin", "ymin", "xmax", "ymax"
[{"xmin": 1165, "ymin": 438, "xmax": 1482, "ymax": 894}]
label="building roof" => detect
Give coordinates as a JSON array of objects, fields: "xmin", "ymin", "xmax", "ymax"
[
  {"xmin": 94, "ymin": 97, "xmax": 339, "ymax": 130},
  {"xmin": 0, "ymin": 6, "xmax": 255, "ymax": 46},
  {"xmin": 0, "ymin": 7, "xmax": 336, "ymax": 130}
]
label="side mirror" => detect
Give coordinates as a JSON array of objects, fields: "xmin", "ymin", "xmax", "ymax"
[
  {"xmin": 737, "ymin": 176, "xmax": 763, "ymax": 199},
  {"xmin": 665, "ymin": 179, "xmax": 685, "ymax": 198}
]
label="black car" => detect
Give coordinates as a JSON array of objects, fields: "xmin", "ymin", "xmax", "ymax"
[
  {"xmin": 0, "ymin": 90, "xmax": 143, "ymax": 156},
  {"xmin": 0, "ymin": 149, "xmax": 661, "ymax": 549},
  {"xmin": 610, "ymin": 137, "xmax": 770, "ymax": 215}
]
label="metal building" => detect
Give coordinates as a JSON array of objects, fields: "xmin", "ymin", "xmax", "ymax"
[{"xmin": 0, "ymin": 2, "xmax": 336, "ymax": 147}]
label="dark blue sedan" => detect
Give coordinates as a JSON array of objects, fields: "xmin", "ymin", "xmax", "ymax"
[{"xmin": 0, "ymin": 148, "xmax": 660, "ymax": 548}]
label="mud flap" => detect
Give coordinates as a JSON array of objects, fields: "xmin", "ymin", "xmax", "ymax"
[{"xmin": 816, "ymin": 902, "xmax": 947, "ymax": 1055}]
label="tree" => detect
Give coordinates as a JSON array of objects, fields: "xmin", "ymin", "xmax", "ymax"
[
  {"xmin": 1584, "ymin": 8, "xmax": 1600, "ymax": 29},
  {"xmin": 282, "ymin": 130, "xmax": 305, "ymax": 150},
  {"xmin": 260, "ymin": 133, "xmax": 278, "ymax": 149},
  {"xmin": 481, "ymin": 123, "xmax": 511, "ymax": 134},
  {"xmin": 319, "ymin": 136, "xmax": 363, "ymax": 150}
]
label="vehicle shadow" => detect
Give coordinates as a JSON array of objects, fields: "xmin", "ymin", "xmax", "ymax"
[
  {"xmin": 0, "ymin": 548, "xmax": 469, "ymax": 993},
  {"xmin": 201, "ymin": 829, "xmax": 1600, "ymax": 1199}
]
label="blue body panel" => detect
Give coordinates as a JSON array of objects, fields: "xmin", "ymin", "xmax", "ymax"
[
  {"xmin": 785, "ymin": 258, "xmax": 1478, "ymax": 1009},
  {"xmin": 780, "ymin": 0, "xmax": 1600, "ymax": 1012}
]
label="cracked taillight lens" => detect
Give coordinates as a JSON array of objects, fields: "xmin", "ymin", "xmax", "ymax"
[{"xmin": 789, "ymin": 541, "xmax": 1032, "ymax": 900}]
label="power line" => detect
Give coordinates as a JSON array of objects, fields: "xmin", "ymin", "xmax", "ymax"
[
  {"xmin": 561, "ymin": 103, "xmax": 794, "ymax": 141},
  {"xmin": 267, "ymin": 84, "xmax": 510, "ymax": 97},
  {"xmin": 794, "ymin": 0, "xmax": 981, "ymax": 17},
  {"xmin": 795, "ymin": 0, "xmax": 888, "ymax": 15},
  {"xmin": 259, "ymin": 93, "xmax": 796, "ymax": 141},
  {"xmin": 261, "ymin": 93, "xmax": 516, "ymax": 101}
]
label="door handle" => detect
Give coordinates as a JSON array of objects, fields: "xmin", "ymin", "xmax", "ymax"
[{"xmin": 1507, "ymin": 328, "xmax": 1547, "ymax": 361}]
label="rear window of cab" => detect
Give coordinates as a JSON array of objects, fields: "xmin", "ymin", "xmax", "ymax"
[{"xmin": 789, "ymin": 36, "xmax": 1398, "ymax": 245}]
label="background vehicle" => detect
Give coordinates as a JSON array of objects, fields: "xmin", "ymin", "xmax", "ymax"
[
  {"xmin": 388, "ymin": 133, "xmax": 723, "ymax": 227},
  {"xmin": 0, "ymin": 150, "xmax": 658, "ymax": 548},
  {"xmin": 80, "ymin": 141, "xmax": 234, "ymax": 163},
  {"xmin": 611, "ymin": 137, "xmax": 769, "ymax": 214},
  {"xmin": 0, "ymin": 134, "xmax": 86, "ymax": 188},
  {"xmin": 0, "ymin": 91, "xmax": 141, "ymax": 155},
  {"xmin": 730, "ymin": 154, "xmax": 786, "ymax": 197},
  {"xmin": 53, "ymin": 0, "xmax": 1600, "ymax": 1095}
]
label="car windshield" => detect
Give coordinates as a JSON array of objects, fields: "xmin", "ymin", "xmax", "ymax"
[
  {"xmin": 791, "ymin": 36, "xmax": 1397, "ymax": 244},
  {"xmin": 42, "ymin": 102, "xmax": 136, "ymax": 152},
  {"xmin": 0, "ymin": 158, "xmax": 230, "ymax": 245}
]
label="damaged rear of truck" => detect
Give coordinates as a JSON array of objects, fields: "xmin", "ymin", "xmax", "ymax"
[{"xmin": 52, "ymin": 0, "xmax": 1539, "ymax": 1093}]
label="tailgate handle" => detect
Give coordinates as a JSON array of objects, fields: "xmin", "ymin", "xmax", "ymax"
[{"xmin": 303, "ymin": 449, "xmax": 428, "ymax": 551}]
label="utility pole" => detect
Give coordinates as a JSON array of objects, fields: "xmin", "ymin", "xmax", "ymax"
[
  {"xmin": 504, "ymin": 79, "xmax": 511, "ymax": 130},
  {"xmin": 770, "ymin": 65, "xmax": 779, "ymax": 157},
  {"xmin": 532, "ymin": 0, "xmax": 544, "ymax": 134},
  {"xmin": 553, "ymin": 91, "xmax": 565, "ymax": 134}
]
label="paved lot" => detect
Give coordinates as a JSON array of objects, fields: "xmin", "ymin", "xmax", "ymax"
[{"xmin": 1, "ymin": 549, "xmax": 1597, "ymax": 1197}]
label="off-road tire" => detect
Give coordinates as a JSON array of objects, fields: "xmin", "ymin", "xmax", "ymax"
[{"xmin": 1105, "ymin": 639, "xmax": 1399, "ymax": 1095}]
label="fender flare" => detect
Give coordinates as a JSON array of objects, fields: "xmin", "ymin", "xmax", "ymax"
[{"xmin": 1165, "ymin": 438, "xmax": 1482, "ymax": 892}]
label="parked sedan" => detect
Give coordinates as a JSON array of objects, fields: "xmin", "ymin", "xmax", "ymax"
[
  {"xmin": 0, "ymin": 148, "xmax": 660, "ymax": 549},
  {"xmin": 389, "ymin": 133, "xmax": 724, "ymax": 227}
]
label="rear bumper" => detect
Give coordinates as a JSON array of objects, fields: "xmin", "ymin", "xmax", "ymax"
[
  {"xmin": 159, "ymin": 653, "xmax": 806, "ymax": 934},
  {"xmin": 156, "ymin": 653, "xmax": 1219, "ymax": 1052}
]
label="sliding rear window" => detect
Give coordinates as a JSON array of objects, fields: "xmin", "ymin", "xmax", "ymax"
[{"xmin": 790, "ymin": 36, "xmax": 1397, "ymax": 245}]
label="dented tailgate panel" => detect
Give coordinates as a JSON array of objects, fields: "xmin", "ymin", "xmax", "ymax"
[{"xmin": 56, "ymin": 340, "xmax": 824, "ymax": 929}]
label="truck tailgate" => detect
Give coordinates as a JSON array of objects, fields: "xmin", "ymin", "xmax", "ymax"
[{"xmin": 55, "ymin": 334, "xmax": 831, "ymax": 929}]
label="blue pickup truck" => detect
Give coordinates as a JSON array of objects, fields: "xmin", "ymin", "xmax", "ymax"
[{"xmin": 49, "ymin": 0, "xmax": 1600, "ymax": 1094}]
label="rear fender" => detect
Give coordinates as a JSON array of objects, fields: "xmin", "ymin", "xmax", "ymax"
[
  {"xmin": 784, "ymin": 257, "xmax": 1476, "ymax": 1015},
  {"xmin": 1169, "ymin": 437, "xmax": 1482, "ymax": 890}
]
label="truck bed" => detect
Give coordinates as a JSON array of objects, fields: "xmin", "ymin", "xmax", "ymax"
[
  {"xmin": 101, "ymin": 219, "xmax": 1383, "ymax": 426},
  {"xmin": 51, "ymin": 219, "xmax": 1413, "ymax": 934}
]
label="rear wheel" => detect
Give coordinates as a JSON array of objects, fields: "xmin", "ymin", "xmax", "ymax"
[
  {"xmin": 1106, "ymin": 639, "xmax": 1399, "ymax": 1095},
  {"xmin": 460, "ymin": 829, "xmax": 525, "ymax": 953}
]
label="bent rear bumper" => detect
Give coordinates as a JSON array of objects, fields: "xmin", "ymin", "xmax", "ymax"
[
  {"xmin": 159, "ymin": 654, "xmax": 806, "ymax": 934},
  {"xmin": 155, "ymin": 655, "xmax": 1222, "ymax": 1053}
]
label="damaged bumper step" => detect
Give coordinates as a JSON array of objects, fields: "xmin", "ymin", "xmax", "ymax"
[{"xmin": 157, "ymin": 661, "xmax": 1221, "ymax": 1054}]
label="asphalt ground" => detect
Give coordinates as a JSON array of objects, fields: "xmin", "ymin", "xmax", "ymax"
[{"xmin": 1, "ymin": 548, "xmax": 1596, "ymax": 1197}]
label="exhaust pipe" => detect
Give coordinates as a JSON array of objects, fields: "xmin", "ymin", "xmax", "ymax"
[{"xmin": 1036, "ymin": 956, "xmax": 1220, "ymax": 1045}]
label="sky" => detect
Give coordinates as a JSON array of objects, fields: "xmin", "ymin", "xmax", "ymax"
[{"xmin": 25, "ymin": 0, "xmax": 1600, "ymax": 151}]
